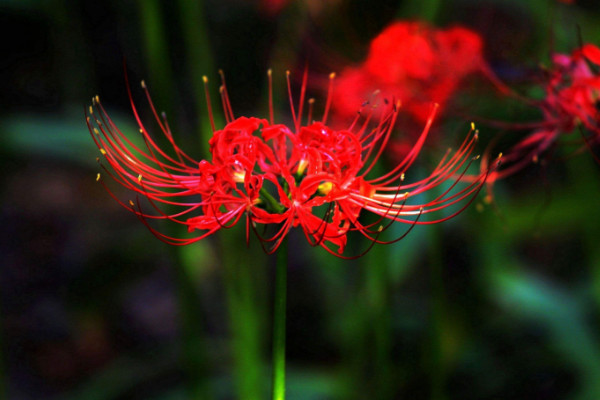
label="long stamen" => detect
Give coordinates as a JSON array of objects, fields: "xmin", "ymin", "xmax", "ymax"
[
  {"xmin": 322, "ymin": 72, "xmax": 336, "ymax": 124},
  {"xmin": 202, "ymin": 76, "xmax": 216, "ymax": 132},
  {"xmin": 268, "ymin": 69, "xmax": 274, "ymax": 125}
]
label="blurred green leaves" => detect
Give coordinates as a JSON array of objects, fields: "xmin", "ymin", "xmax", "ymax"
[{"xmin": 0, "ymin": 110, "xmax": 139, "ymax": 167}]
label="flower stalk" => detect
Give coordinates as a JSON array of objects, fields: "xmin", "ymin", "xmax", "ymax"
[{"xmin": 272, "ymin": 238, "xmax": 288, "ymax": 400}]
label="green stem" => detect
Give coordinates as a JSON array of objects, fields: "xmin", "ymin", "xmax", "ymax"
[
  {"xmin": 221, "ymin": 228, "xmax": 264, "ymax": 400},
  {"xmin": 272, "ymin": 239, "xmax": 288, "ymax": 400},
  {"xmin": 177, "ymin": 0, "xmax": 222, "ymax": 156},
  {"xmin": 260, "ymin": 187, "xmax": 285, "ymax": 214},
  {"xmin": 137, "ymin": 0, "xmax": 176, "ymax": 122}
]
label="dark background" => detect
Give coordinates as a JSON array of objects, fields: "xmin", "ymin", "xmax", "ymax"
[{"xmin": 1, "ymin": 0, "xmax": 600, "ymax": 399}]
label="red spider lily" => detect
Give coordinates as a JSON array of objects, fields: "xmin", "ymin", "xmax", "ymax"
[
  {"xmin": 86, "ymin": 69, "xmax": 495, "ymax": 258},
  {"xmin": 330, "ymin": 21, "xmax": 491, "ymax": 124},
  {"xmin": 479, "ymin": 43, "xmax": 600, "ymax": 195}
]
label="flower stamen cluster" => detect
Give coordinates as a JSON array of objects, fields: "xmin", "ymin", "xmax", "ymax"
[{"xmin": 87, "ymin": 69, "xmax": 495, "ymax": 257}]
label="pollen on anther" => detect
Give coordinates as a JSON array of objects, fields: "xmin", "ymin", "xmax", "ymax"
[
  {"xmin": 93, "ymin": 128, "xmax": 99, "ymax": 135},
  {"xmin": 471, "ymin": 122, "xmax": 476, "ymax": 131},
  {"xmin": 129, "ymin": 200, "xmax": 135, "ymax": 207},
  {"xmin": 95, "ymin": 95, "xmax": 100, "ymax": 103},
  {"xmin": 100, "ymin": 149, "xmax": 107, "ymax": 155},
  {"xmin": 89, "ymin": 106, "xmax": 93, "ymax": 114},
  {"xmin": 400, "ymin": 173, "xmax": 405, "ymax": 181},
  {"xmin": 202, "ymin": 76, "xmax": 208, "ymax": 83},
  {"xmin": 141, "ymin": 80, "xmax": 146, "ymax": 89},
  {"xmin": 138, "ymin": 174, "xmax": 143, "ymax": 183},
  {"xmin": 329, "ymin": 72, "xmax": 336, "ymax": 79},
  {"xmin": 96, "ymin": 173, "xmax": 101, "ymax": 181}
]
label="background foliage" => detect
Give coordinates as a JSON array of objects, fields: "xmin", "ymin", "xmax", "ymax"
[{"xmin": 1, "ymin": 0, "xmax": 599, "ymax": 399}]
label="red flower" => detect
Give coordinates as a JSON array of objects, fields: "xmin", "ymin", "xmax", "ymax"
[
  {"xmin": 331, "ymin": 21, "xmax": 487, "ymax": 123},
  {"xmin": 87, "ymin": 70, "xmax": 494, "ymax": 257},
  {"xmin": 481, "ymin": 43, "xmax": 600, "ymax": 193}
]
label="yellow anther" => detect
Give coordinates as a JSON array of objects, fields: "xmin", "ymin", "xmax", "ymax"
[
  {"xmin": 497, "ymin": 152, "xmax": 503, "ymax": 159},
  {"xmin": 100, "ymin": 149, "xmax": 106, "ymax": 155},
  {"xmin": 202, "ymin": 76, "xmax": 208, "ymax": 83},
  {"xmin": 129, "ymin": 200, "xmax": 135, "ymax": 207},
  {"xmin": 377, "ymin": 225, "xmax": 383, "ymax": 233},
  {"xmin": 329, "ymin": 72, "xmax": 336, "ymax": 79},
  {"xmin": 474, "ymin": 154, "xmax": 481, "ymax": 160},
  {"xmin": 89, "ymin": 106, "xmax": 93, "ymax": 114},
  {"xmin": 318, "ymin": 181, "xmax": 333, "ymax": 195},
  {"xmin": 139, "ymin": 129, "xmax": 144, "ymax": 133},
  {"xmin": 267, "ymin": 69, "xmax": 272, "ymax": 77},
  {"xmin": 286, "ymin": 70, "xmax": 291, "ymax": 76},
  {"xmin": 308, "ymin": 98, "xmax": 315, "ymax": 104},
  {"xmin": 471, "ymin": 122, "xmax": 475, "ymax": 131},
  {"xmin": 400, "ymin": 173, "xmax": 405, "ymax": 181},
  {"xmin": 233, "ymin": 170, "xmax": 246, "ymax": 183},
  {"xmin": 138, "ymin": 174, "xmax": 143, "ymax": 183},
  {"xmin": 95, "ymin": 95, "xmax": 99, "ymax": 103},
  {"xmin": 93, "ymin": 128, "xmax": 99, "ymax": 135},
  {"xmin": 96, "ymin": 173, "xmax": 100, "ymax": 181},
  {"xmin": 141, "ymin": 80, "xmax": 146, "ymax": 89},
  {"xmin": 297, "ymin": 159, "xmax": 308, "ymax": 175}
]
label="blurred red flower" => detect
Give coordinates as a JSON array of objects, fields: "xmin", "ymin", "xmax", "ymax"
[
  {"xmin": 331, "ymin": 21, "xmax": 487, "ymax": 124},
  {"xmin": 87, "ymin": 70, "xmax": 494, "ymax": 257},
  {"xmin": 481, "ymin": 43, "xmax": 600, "ymax": 193}
]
